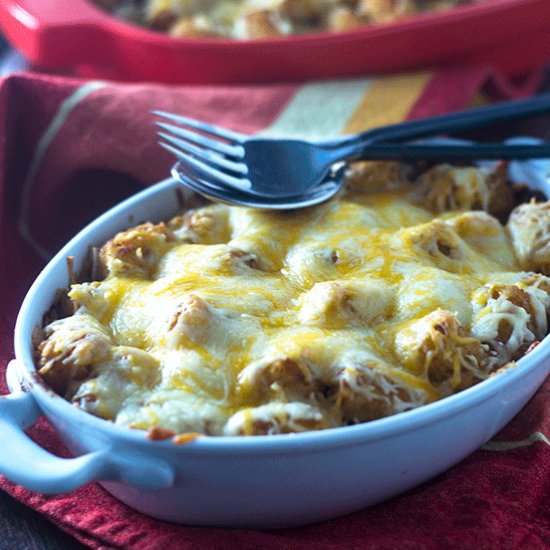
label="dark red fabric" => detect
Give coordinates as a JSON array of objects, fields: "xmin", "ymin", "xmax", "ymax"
[{"xmin": 1, "ymin": 70, "xmax": 549, "ymax": 550}]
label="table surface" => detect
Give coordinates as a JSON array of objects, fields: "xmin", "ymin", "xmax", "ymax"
[{"xmin": 1, "ymin": 65, "xmax": 550, "ymax": 550}]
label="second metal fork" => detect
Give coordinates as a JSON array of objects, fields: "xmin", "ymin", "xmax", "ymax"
[{"xmin": 154, "ymin": 92, "xmax": 550, "ymax": 199}]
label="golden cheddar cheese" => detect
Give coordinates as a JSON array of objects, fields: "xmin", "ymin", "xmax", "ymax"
[{"xmin": 36, "ymin": 161, "xmax": 550, "ymax": 437}]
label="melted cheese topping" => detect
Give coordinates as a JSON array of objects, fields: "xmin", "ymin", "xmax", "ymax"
[{"xmin": 37, "ymin": 162, "xmax": 550, "ymax": 438}]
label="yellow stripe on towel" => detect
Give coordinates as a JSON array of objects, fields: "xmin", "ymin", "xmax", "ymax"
[
  {"xmin": 261, "ymin": 78, "xmax": 373, "ymax": 139},
  {"xmin": 343, "ymin": 72, "xmax": 433, "ymax": 134}
]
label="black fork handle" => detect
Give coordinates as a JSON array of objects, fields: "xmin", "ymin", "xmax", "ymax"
[
  {"xmin": 330, "ymin": 92, "xmax": 550, "ymax": 150},
  {"xmin": 356, "ymin": 141, "xmax": 550, "ymax": 162}
]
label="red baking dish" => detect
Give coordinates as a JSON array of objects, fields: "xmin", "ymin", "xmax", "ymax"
[{"xmin": 1, "ymin": 0, "xmax": 550, "ymax": 84}]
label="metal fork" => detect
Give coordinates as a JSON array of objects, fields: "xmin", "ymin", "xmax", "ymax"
[{"xmin": 154, "ymin": 92, "xmax": 550, "ymax": 199}]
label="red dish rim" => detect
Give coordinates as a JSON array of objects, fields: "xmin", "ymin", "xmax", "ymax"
[{"xmin": 7, "ymin": 0, "xmax": 543, "ymax": 48}]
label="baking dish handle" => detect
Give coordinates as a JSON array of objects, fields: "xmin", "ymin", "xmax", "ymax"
[
  {"xmin": 0, "ymin": 0, "xmax": 117, "ymax": 67},
  {"xmin": 3, "ymin": 0, "xmax": 108, "ymax": 26},
  {"xmin": 0, "ymin": 361, "xmax": 174, "ymax": 494}
]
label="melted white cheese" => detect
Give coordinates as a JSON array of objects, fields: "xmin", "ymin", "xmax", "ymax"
[{"xmin": 37, "ymin": 166, "xmax": 550, "ymax": 437}]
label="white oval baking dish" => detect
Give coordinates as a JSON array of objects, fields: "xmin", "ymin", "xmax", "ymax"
[{"xmin": 2, "ymin": 147, "xmax": 550, "ymax": 528}]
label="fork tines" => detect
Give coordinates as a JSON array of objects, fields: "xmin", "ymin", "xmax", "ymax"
[{"xmin": 154, "ymin": 110, "xmax": 252, "ymax": 192}]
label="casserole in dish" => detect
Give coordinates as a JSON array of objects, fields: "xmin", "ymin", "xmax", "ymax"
[
  {"xmin": 1, "ymin": 0, "xmax": 550, "ymax": 83},
  {"xmin": 92, "ymin": 0, "xmax": 481, "ymax": 39},
  {"xmin": 34, "ymin": 159, "xmax": 550, "ymax": 438},
  {"xmin": 1, "ymin": 147, "xmax": 550, "ymax": 527}
]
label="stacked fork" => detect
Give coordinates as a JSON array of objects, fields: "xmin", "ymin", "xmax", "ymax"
[{"xmin": 155, "ymin": 92, "xmax": 550, "ymax": 210}]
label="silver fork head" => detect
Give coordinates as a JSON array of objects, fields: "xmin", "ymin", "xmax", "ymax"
[
  {"xmin": 154, "ymin": 110, "xmax": 334, "ymax": 199},
  {"xmin": 154, "ymin": 111, "xmax": 264, "ymax": 196}
]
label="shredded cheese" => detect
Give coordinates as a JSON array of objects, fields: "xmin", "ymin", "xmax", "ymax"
[{"xmin": 36, "ymin": 162, "xmax": 550, "ymax": 437}]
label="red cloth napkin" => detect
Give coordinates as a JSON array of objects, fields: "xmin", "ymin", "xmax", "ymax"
[{"xmin": 1, "ymin": 67, "xmax": 549, "ymax": 549}]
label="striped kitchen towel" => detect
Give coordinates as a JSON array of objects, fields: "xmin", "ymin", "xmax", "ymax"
[{"xmin": 0, "ymin": 66, "xmax": 548, "ymax": 550}]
